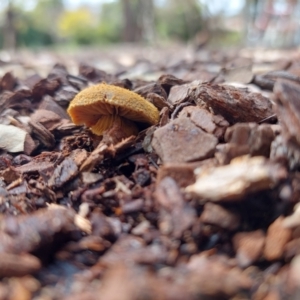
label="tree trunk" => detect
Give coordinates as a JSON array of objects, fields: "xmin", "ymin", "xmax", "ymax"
[
  {"xmin": 139, "ymin": 0, "xmax": 155, "ymax": 43},
  {"xmin": 121, "ymin": 0, "xmax": 140, "ymax": 42},
  {"xmin": 3, "ymin": 0, "xmax": 16, "ymax": 50},
  {"xmin": 121, "ymin": 0, "xmax": 155, "ymax": 43}
]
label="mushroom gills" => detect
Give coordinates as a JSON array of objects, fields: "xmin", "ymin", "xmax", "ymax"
[{"xmin": 90, "ymin": 115, "xmax": 139, "ymax": 137}]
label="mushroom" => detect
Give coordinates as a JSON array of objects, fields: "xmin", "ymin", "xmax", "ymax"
[
  {"xmin": 67, "ymin": 83, "xmax": 160, "ymax": 142},
  {"xmin": 67, "ymin": 83, "xmax": 160, "ymax": 171}
]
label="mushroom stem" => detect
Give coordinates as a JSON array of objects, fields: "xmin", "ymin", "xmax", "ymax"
[
  {"xmin": 80, "ymin": 120, "xmax": 137, "ymax": 172},
  {"xmin": 90, "ymin": 115, "xmax": 139, "ymax": 142}
]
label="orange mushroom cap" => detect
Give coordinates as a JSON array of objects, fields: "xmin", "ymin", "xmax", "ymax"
[{"xmin": 67, "ymin": 83, "xmax": 160, "ymax": 137}]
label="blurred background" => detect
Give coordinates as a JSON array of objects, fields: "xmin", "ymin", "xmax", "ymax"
[{"xmin": 1, "ymin": 0, "xmax": 300, "ymax": 51}]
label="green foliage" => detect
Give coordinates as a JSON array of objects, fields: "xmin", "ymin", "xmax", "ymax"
[
  {"xmin": 0, "ymin": 0, "xmax": 64, "ymax": 47},
  {"xmin": 0, "ymin": 0, "xmax": 205, "ymax": 48},
  {"xmin": 16, "ymin": 19, "xmax": 54, "ymax": 47},
  {"xmin": 156, "ymin": 0, "xmax": 203, "ymax": 41},
  {"xmin": 96, "ymin": 2, "xmax": 122, "ymax": 43},
  {"xmin": 14, "ymin": 5, "xmax": 56, "ymax": 47},
  {"xmin": 58, "ymin": 2, "xmax": 122, "ymax": 45},
  {"xmin": 58, "ymin": 7, "xmax": 98, "ymax": 44}
]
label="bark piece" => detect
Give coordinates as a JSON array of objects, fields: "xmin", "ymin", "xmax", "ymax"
[
  {"xmin": 146, "ymin": 92, "xmax": 171, "ymax": 110},
  {"xmin": 284, "ymin": 238, "xmax": 300, "ymax": 260},
  {"xmin": 134, "ymin": 82, "xmax": 167, "ymax": 100},
  {"xmin": 221, "ymin": 57, "xmax": 253, "ymax": 84},
  {"xmin": 29, "ymin": 120, "xmax": 55, "ymax": 149},
  {"xmin": 24, "ymin": 133, "xmax": 37, "ymax": 155},
  {"xmin": 225, "ymin": 123, "xmax": 253, "ymax": 144},
  {"xmin": 179, "ymin": 106, "xmax": 229, "ymax": 140},
  {"xmin": 249, "ymin": 124, "xmax": 275, "ymax": 156},
  {"xmin": 16, "ymin": 160, "xmax": 55, "ymax": 175},
  {"xmin": 283, "ymin": 204, "xmax": 300, "ymax": 229},
  {"xmin": 158, "ymin": 74, "xmax": 186, "ymax": 94},
  {"xmin": 200, "ymin": 202, "xmax": 240, "ymax": 230},
  {"xmin": 155, "ymin": 177, "xmax": 196, "ymax": 238},
  {"xmin": 187, "ymin": 254, "xmax": 253, "ymax": 298},
  {"xmin": 0, "ymin": 166, "xmax": 20, "ymax": 185},
  {"xmin": 79, "ymin": 63, "xmax": 113, "ymax": 83},
  {"xmin": 120, "ymin": 198, "xmax": 144, "ymax": 214},
  {"xmin": 0, "ymin": 154, "xmax": 13, "ymax": 171},
  {"xmin": 98, "ymin": 263, "xmax": 187, "ymax": 300},
  {"xmin": 100, "ymin": 235, "xmax": 167, "ymax": 266},
  {"xmin": 90, "ymin": 211, "xmax": 116, "ymax": 239},
  {"xmin": 48, "ymin": 149, "xmax": 88, "ymax": 188},
  {"xmin": 264, "ymin": 216, "xmax": 292, "ymax": 261},
  {"xmin": 81, "ymin": 172, "xmax": 103, "ymax": 185},
  {"xmin": 167, "ymin": 82, "xmax": 194, "ymax": 106},
  {"xmin": 132, "ymin": 168, "xmax": 151, "ymax": 186},
  {"xmin": 32, "ymin": 78, "xmax": 60, "ymax": 101},
  {"xmin": 157, "ymin": 163, "xmax": 197, "ymax": 188},
  {"xmin": 2, "ymin": 89, "xmax": 32, "ymax": 111},
  {"xmin": 152, "ymin": 117, "xmax": 218, "ymax": 163},
  {"xmin": 215, "ymin": 143, "xmax": 249, "ymax": 165},
  {"xmin": 54, "ymin": 85, "xmax": 79, "ymax": 107},
  {"xmin": 223, "ymin": 123, "xmax": 275, "ymax": 160},
  {"xmin": 22, "ymin": 73, "xmax": 43, "ymax": 89},
  {"xmin": 193, "ymin": 83, "xmax": 274, "ymax": 123},
  {"xmin": 274, "ymin": 80, "xmax": 300, "ymax": 149},
  {"xmin": 30, "ymin": 109, "xmax": 63, "ymax": 131},
  {"xmin": 0, "ymin": 72, "xmax": 16, "ymax": 91},
  {"xmin": 0, "ymin": 253, "xmax": 41, "ymax": 278},
  {"xmin": 159, "ymin": 106, "xmax": 170, "ymax": 127},
  {"xmin": 29, "ymin": 109, "xmax": 65, "ymax": 150},
  {"xmin": 0, "ymin": 206, "xmax": 76, "ymax": 255},
  {"xmin": 186, "ymin": 156, "xmax": 286, "ymax": 202},
  {"xmin": 39, "ymin": 95, "xmax": 70, "ymax": 119},
  {"xmin": 288, "ymin": 255, "xmax": 300, "ymax": 297},
  {"xmin": 48, "ymin": 157, "xmax": 78, "ymax": 189},
  {"xmin": 233, "ymin": 230, "xmax": 265, "ymax": 268},
  {"xmin": 255, "ymin": 70, "xmax": 300, "ymax": 91},
  {"xmin": 158, "ymin": 74, "xmax": 186, "ymax": 87}
]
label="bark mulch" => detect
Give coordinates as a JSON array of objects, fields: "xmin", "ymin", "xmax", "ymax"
[{"xmin": 1, "ymin": 47, "xmax": 300, "ymax": 299}]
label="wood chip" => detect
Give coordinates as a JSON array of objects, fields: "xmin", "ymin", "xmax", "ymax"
[{"xmin": 186, "ymin": 156, "xmax": 286, "ymax": 202}]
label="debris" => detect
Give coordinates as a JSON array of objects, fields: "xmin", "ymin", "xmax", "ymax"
[{"xmin": 1, "ymin": 47, "xmax": 300, "ymax": 299}]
